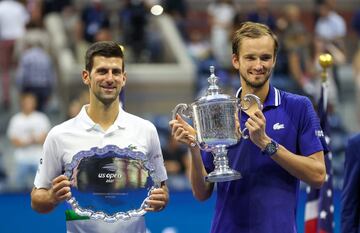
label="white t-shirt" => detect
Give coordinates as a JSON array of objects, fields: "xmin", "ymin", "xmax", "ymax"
[
  {"xmin": 7, "ymin": 111, "xmax": 51, "ymax": 164},
  {"xmin": 315, "ymin": 11, "xmax": 346, "ymax": 40},
  {"xmin": 34, "ymin": 105, "xmax": 167, "ymax": 233},
  {"xmin": 0, "ymin": 0, "xmax": 29, "ymax": 40}
]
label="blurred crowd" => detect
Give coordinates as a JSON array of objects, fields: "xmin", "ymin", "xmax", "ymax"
[{"xmin": 0, "ymin": 0, "xmax": 359, "ymax": 192}]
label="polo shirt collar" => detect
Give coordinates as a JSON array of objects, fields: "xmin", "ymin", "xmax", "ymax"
[
  {"xmin": 114, "ymin": 107, "xmax": 127, "ymax": 129},
  {"xmin": 235, "ymin": 84, "xmax": 281, "ymax": 108},
  {"xmin": 77, "ymin": 104, "xmax": 127, "ymax": 131}
]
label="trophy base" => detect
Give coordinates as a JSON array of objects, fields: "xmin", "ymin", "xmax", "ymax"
[{"xmin": 205, "ymin": 169, "xmax": 242, "ymax": 182}]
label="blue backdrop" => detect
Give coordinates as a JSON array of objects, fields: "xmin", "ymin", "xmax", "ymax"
[{"xmin": 0, "ymin": 189, "xmax": 341, "ymax": 233}]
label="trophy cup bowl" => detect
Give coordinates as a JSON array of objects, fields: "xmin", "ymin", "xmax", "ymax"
[
  {"xmin": 64, "ymin": 145, "xmax": 160, "ymax": 222},
  {"xmin": 172, "ymin": 66, "xmax": 262, "ymax": 182}
]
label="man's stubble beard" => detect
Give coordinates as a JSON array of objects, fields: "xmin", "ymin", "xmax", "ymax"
[
  {"xmin": 95, "ymin": 92, "xmax": 118, "ymax": 106},
  {"xmin": 239, "ymin": 70, "xmax": 271, "ymax": 89},
  {"xmin": 89, "ymin": 76, "xmax": 120, "ymax": 106}
]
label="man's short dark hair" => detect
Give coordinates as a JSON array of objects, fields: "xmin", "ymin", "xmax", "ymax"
[
  {"xmin": 85, "ymin": 41, "xmax": 124, "ymax": 72},
  {"xmin": 232, "ymin": 21, "xmax": 279, "ymax": 59}
]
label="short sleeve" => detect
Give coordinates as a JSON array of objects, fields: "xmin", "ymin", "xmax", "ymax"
[
  {"xmin": 298, "ymin": 97, "xmax": 325, "ymax": 156},
  {"xmin": 148, "ymin": 124, "xmax": 167, "ymax": 183},
  {"xmin": 33, "ymin": 130, "xmax": 63, "ymax": 189}
]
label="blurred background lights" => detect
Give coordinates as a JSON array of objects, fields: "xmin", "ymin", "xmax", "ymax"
[{"xmin": 150, "ymin": 5, "xmax": 163, "ymax": 16}]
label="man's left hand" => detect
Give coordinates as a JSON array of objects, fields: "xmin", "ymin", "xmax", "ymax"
[
  {"xmin": 145, "ymin": 185, "xmax": 169, "ymax": 212},
  {"xmin": 245, "ymin": 109, "xmax": 271, "ymax": 150}
]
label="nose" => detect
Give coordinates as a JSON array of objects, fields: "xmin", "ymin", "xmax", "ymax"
[
  {"xmin": 105, "ymin": 70, "xmax": 116, "ymax": 80},
  {"xmin": 253, "ymin": 59, "xmax": 263, "ymax": 71}
]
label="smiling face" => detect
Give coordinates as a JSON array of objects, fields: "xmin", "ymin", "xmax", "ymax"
[
  {"xmin": 232, "ymin": 35, "xmax": 276, "ymax": 89},
  {"xmin": 82, "ymin": 56, "xmax": 126, "ymax": 106}
]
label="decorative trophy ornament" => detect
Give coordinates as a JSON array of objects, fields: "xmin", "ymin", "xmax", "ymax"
[
  {"xmin": 64, "ymin": 145, "xmax": 160, "ymax": 223},
  {"xmin": 319, "ymin": 53, "xmax": 333, "ymax": 82},
  {"xmin": 172, "ymin": 66, "xmax": 263, "ymax": 182}
]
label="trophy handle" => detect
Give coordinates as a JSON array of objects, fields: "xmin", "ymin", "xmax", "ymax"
[
  {"xmin": 239, "ymin": 94, "xmax": 263, "ymax": 139},
  {"xmin": 241, "ymin": 94, "xmax": 263, "ymax": 111},
  {"xmin": 240, "ymin": 128, "xmax": 249, "ymax": 139},
  {"xmin": 172, "ymin": 103, "xmax": 203, "ymax": 149},
  {"xmin": 172, "ymin": 103, "xmax": 192, "ymax": 120}
]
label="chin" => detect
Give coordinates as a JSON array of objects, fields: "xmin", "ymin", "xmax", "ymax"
[{"xmin": 99, "ymin": 96, "xmax": 119, "ymax": 105}]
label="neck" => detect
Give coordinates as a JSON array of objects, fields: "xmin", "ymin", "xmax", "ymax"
[
  {"xmin": 23, "ymin": 110, "xmax": 33, "ymax": 116},
  {"xmin": 240, "ymin": 83, "xmax": 269, "ymax": 104},
  {"xmin": 87, "ymin": 100, "xmax": 119, "ymax": 131}
]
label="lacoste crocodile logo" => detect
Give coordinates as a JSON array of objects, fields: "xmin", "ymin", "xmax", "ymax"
[
  {"xmin": 273, "ymin": 123, "xmax": 285, "ymax": 130},
  {"xmin": 128, "ymin": 144, "xmax": 137, "ymax": 150}
]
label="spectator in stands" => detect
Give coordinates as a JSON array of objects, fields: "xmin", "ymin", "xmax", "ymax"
[
  {"xmin": 246, "ymin": 0, "xmax": 276, "ymax": 31},
  {"xmin": 16, "ymin": 37, "xmax": 57, "ymax": 112},
  {"xmin": 119, "ymin": 0, "xmax": 149, "ymax": 62},
  {"xmin": 314, "ymin": 0, "xmax": 347, "ymax": 98},
  {"xmin": 77, "ymin": 0, "xmax": 110, "ymax": 44},
  {"xmin": 162, "ymin": 132, "xmax": 190, "ymax": 190},
  {"xmin": 42, "ymin": 0, "xmax": 72, "ymax": 16},
  {"xmin": 162, "ymin": 133, "xmax": 189, "ymax": 176},
  {"xmin": 163, "ymin": 0, "xmax": 188, "ymax": 41},
  {"xmin": 207, "ymin": 0, "xmax": 235, "ymax": 70},
  {"xmin": 186, "ymin": 29, "xmax": 213, "ymax": 93},
  {"xmin": 66, "ymin": 89, "xmax": 89, "ymax": 119},
  {"xmin": 25, "ymin": 0, "xmax": 44, "ymax": 28},
  {"xmin": 0, "ymin": 0, "xmax": 29, "ymax": 110},
  {"xmin": 352, "ymin": 55, "xmax": 360, "ymax": 126},
  {"xmin": 341, "ymin": 133, "xmax": 360, "ymax": 233},
  {"xmin": 352, "ymin": 9, "xmax": 360, "ymax": 126},
  {"xmin": 280, "ymin": 4, "xmax": 314, "ymax": 96},
  {"xmin": 7, "ymin": 92, "xmax": 51, "ymax": 190},
  {"xmin": 187, "ymin": 30, "xmax": 212, "ymax": 64},
  {"xmin": 352, "ymin": 9, "xmax": 360, "ymax": 37}
]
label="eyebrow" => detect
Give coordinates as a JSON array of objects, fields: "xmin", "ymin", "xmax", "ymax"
[
  {"xmin": 96, "ymin": 66, "xmax": 122, "ymax": 71},
  {"xmin": 243, "ymin": 53, "xmax": 273, "ymax": 58}
]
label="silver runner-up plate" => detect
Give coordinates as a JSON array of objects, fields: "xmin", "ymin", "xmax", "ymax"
[{"xmin": 64, "ymin": 145, "xmax": 160, "ymax": 223}]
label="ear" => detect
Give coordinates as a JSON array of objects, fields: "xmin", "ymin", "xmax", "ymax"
[
  {"xmin": 121, "ymin": 71, "xmax": 127, "ymax": 87},
  {"xmin": 82, "ymin": 70, "xmax": 90, "ymax": 85},
  {"xmin": 232, "ymin": 54, "xmax": 240, "ymax": 70},
  {"xmin": 272, "ymin": 56, "xmax": 277, "ymax": 69}
]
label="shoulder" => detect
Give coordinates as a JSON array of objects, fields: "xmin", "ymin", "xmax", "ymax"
[
  {"xmin": 46, "ymin": 117, "xmax": 77, "ymax": 139},
  {"xmin": 348, "ymin": 134, "xmax": 360, "ymax": 148},
  {"xmin": 345, "ymin": 134, "xmax": 360, "ymax": 164},
  {"xmin": 9, "ymin": 112, "xmax": 22, "ymax": 121},
  {"xmin": 123, "ymin": 111, "xmax": 157, "ymax": 131},
  {"xmin": 33, "ymin": 111, "xmax": 50, "ymax": 120},
  {"xmin": 279, "ymin": 90, "xmax": 314, "ymax": 111},
  {"xmin": 331, "ymin": 12, "xmax": 345, "ymax": 21},
  {"xmin": 278, "ymin": 91, "xmax": 319, "ymax": 125}
]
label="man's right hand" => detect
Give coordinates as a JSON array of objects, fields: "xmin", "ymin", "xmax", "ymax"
[
  {"xmin": 50, "ymin": 175, "xmax": 72, "ymax": 205},
  {"xmin": 169, "ymin": 114, "xmax": 197, "ymax": 147},
  {"xmin": 31, "ymin": 175, "xmax": 72, "ymax": 213}
]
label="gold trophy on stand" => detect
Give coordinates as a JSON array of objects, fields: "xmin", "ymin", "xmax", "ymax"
[
  {"xmin": 319, "ymin": 53, "xmax": 333, "ymax": 82},
  {"xmin": 318, "ymin": 53, "xmax": 333, "ymax": 110}
]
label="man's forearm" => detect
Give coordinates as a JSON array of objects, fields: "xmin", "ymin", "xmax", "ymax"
[
  {"xmin": 271, "ymin": 146, "xmax": 326, "ymax": 188},
  {"xmin": 31, "ymin": 188, "xmax": 58, "ymax": 214},
  {"xmin": 189, "ymin": 147, "xmax": 214, "ymax": 201}
]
